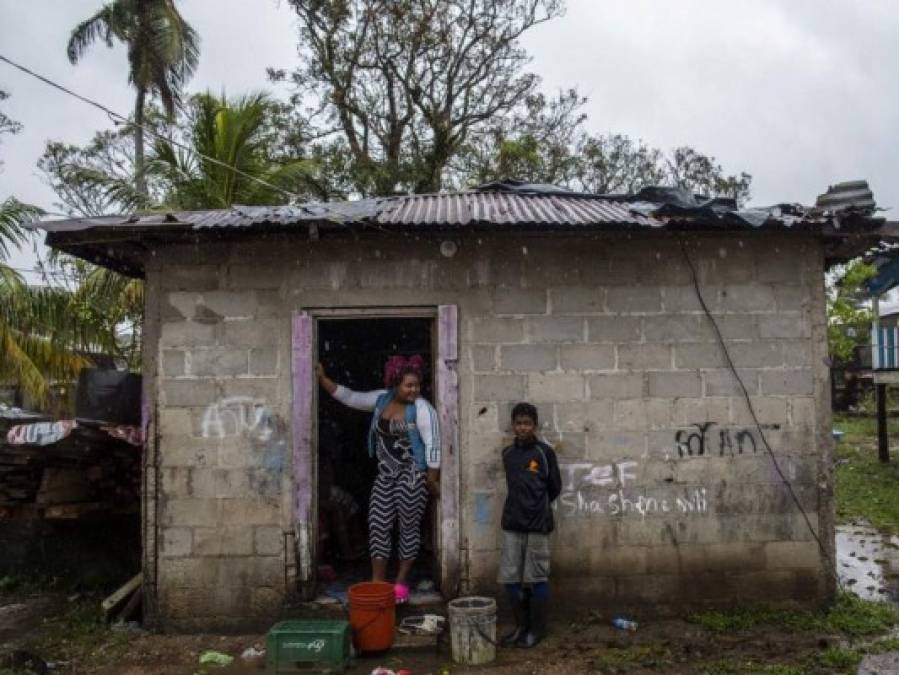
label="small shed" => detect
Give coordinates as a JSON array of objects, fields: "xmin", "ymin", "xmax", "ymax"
[{"xmin": 35, "ymin": 181, "xmax": 884, "ymax": 631}]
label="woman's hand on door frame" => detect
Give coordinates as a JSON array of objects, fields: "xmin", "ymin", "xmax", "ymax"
[{"xmin": 316, "ymin": 363, "xmax": 337, "ymax": 394}]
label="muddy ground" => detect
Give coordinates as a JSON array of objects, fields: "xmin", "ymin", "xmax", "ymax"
[
  {"xmin": 0, "ymin": 584, "xmax": 895, "ymax": 675},
  {"xmin": 2, "ymin": 524, "xmax": 898, "ymax": 675},
  {"xmin": 4, "ymin": 523, "xmax": 898, "ymax": 673}
]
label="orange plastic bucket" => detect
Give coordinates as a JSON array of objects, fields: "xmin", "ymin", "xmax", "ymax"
[{"xmin": 348, "ymin": 581, "xmax": 395, "ymax": 652}]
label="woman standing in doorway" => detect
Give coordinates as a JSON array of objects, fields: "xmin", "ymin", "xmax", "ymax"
[{"xmin": 316, "ymin": 355, "xmax": 441, "ymax": 604}]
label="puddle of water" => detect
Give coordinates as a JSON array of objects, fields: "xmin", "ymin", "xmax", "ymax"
[{"xmin": 836, "ymin": 524, "xmax": 899, "ymax": 602}]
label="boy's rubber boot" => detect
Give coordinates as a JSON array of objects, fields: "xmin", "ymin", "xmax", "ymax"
[
  {"xmin": 515, "ymin": 595, "xmax": 547, "ymax": 648},
  {"xmin": 500, "ymin": 592, "xmax": 529, "ymax": 647}
]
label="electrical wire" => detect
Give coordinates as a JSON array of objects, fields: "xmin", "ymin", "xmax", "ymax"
[
  {"xmin": 0, "ymin": 53, "xmax": 305, "ymax": 203},
  {"xmin": 678, "ymin": 237, "xmax": 843, "ymax": 593}
]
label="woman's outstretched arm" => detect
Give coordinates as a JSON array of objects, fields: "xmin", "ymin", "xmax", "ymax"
[{"xmin": 316, "ymin": 364, "xmax": 384, "ymax": 412}]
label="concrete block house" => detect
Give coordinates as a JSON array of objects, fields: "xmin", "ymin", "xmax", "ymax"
[{"xmin": 37, "ymin": 182, "xmax": 882, "ymax": 630}]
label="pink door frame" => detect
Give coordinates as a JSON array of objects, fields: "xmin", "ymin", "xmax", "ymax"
[
  {"xmin": 291, "ymin": 307, "xmax": 460, "ymax": 597},
  {"xmin": 436, "ymin": 304, "xmax": 461, "ymax": 595},
  {"xmin": 291, "ymin": 312, "xmax": 315, "ymax": 597}
]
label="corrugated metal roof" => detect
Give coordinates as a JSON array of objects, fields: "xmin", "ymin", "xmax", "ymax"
[
  {"xmin": 32, "ymin": 182, "xmax": 884, "ymax": 235},
  {"xmin": 816, "ymin": 180, "xmax": 877, "ymax": 214},
  {"xmin": 33, "ymin": 200, "xmax": 389, "ymax": 233},
  {"xmin": 376, "ymin": 192, "xmax": 658, "ymax": 227},
  {"xmin": 184, "ymin": 200, "xmax": 388, "ymax": 228}
]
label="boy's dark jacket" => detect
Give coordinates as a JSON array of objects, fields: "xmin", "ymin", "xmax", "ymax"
[{"xmin": 501, "ymin": 437, "xmax": 562, "ymax": 533}]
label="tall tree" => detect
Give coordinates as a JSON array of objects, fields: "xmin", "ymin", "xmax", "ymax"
[
  {"xmin": 456, "ymin": 90, "xmax": 752, "ymax": 202},
  {"xmin": 273, "ymin": 0, "xmax": 563, "ymax": 196},
  {"xmin": 572, "ymin": 134, "xmax": 665, "ymax": 195},
  {"xmin": 454, "ymin": 89, "xmax": 586, "ymax": 188},
  {"xmin": 67, "ymin": 0, "xmax": 199, "ymax": 196},
  {"xmin": 39, "ymin": 127, "xmax": 150, "ymax": 217},
  {"xmin": 665, "ymin": 146, "xmax": 751, "ymax": 204}
]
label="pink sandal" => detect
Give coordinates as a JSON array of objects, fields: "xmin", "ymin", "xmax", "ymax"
[{"xmin": 394, "ymin": 582, "xmax": 410, "ymax": 605}]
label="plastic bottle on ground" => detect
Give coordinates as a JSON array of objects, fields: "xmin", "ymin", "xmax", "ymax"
[{"xmin": 611, "ymin": 616, "xmax": 638, "ymax": 631}]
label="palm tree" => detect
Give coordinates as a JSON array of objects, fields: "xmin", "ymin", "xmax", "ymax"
[
  {"xmin": 67, "ymin": 0, "xmax": 199, "ymax": 196},
  {"xmin": 151, "ymin": 92, "xmax": 316, "ymax": 208},
  {"xmin": 73, "ymin": 262, "xmax": 144, "ymax": 370},
  {"xmin": 0, "ymin": 199, "xmax": 98, "ymax": 405}
]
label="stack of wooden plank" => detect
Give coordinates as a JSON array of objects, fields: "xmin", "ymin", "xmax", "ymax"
[{"xmin": 0, "ymin": 413, "xmax": 141, "ymax": 520}]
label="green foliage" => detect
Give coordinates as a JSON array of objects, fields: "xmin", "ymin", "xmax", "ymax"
[
  {"xmin": 278, "ymin": 0, "xmax": 565, "ymax": 196},
  {"xmin": 574, "ymin": 133, "xmax": 666, "ymax": 195},
  {"xmin": 827, "ymin": 260, "xmax": 876, "ymax": 362},
  {"xmin": 0, "ymin": 89, "xmax": 22, "ymax": 136},
  {"xmin": 276, "ymin": 0, "xmax": 752, "ymax": 198},
  {"xmin": 688, "ymin": 591, "xmax": 898, "ymax": 637},
  {"xmin": 0, "ymin": 199, "xmax": 141, "ymax": 403},
  {"xmin": 0, "ymin": 88, "xmax": 23, "ymax": 173},
  {"xmin": 825, "ymin": 591, "xmax": 898, "ymax": 636},
  {"xmin": 67, "ymin": 0, "xmax": 199, "ymax": 195},
  {"xmin": 816, "ymin": 646, "xmax": 862, "ymax": 669},
  {"xmin": 151, "ymin": 91, "xmax": 317, "ymax": 208},
  {"xmin": 0, "ymin": 197, "xmax": 37, "ymax": 259},
  {"xmin": 868, "ymin": 636, "xmax": 899, "ymax": 652},
  {"xmin": 67, "ymin": 0, "xmax": 199, "ymax": 119},
  {"xmin": 0, "ymin": 200, "xmax": 106, "ymax": 405},
  {"xmin": 29, "ymin": 595, "xmax": 130, "ymax": 665},
  {"xmin": 37, "ymin": 120, "xmax": 168, "ymax": 216},
  {"xmin": 833, "ymin": 414, "xmax": 899, "ymax": 531},
  {"xmin": 665, "ymin": 146, "xmax": 751, "ymax": 203},
  {"xmin": 44, "ymin": 256, "xmax": 144, "ymax": 370}
]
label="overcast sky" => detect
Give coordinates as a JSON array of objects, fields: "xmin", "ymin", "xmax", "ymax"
[{"xmin": 1, "ymin": 0, "xmax": 897, "ymax": 280}]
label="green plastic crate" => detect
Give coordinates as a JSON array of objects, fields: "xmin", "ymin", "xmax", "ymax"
[{"xmin": 266, "ymin": 619, "xmax": 352, "ymax": 673}]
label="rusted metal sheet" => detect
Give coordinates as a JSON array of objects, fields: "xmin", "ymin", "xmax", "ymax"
[{"xmin": 816, "ymin": 180, "xmax": 876, "ymax": 214}]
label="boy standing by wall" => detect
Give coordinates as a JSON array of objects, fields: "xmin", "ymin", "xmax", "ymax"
[{"xmin": 497, "ymin": 402, "xmax": 562, "ymax": 648}]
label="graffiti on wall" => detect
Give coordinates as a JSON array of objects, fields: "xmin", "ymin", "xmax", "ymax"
[
  {"xmin": 200, "ymin": 396, "xmax": 285, "ymax": 496},
  {"xmin": 674, "ymin": 422, "xmax": 779, "ymax": 459},
  {"xmin": 556, "ymin": 461, "xmax": 708, "ymax": 519},
  {"xmin": 202, "ymin": 396, "xmax": 276, "ymax": 441}
]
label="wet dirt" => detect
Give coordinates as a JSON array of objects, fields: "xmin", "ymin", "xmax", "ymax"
[
  {"xmin": 0, "ymin": 601, "xmax": 849, "ymax": 675},
  {"xmin": 3, "ymin": 528, "xmax": 899, "ymax": 673},
  {"xmin": 0, "ymin": 592, "xmax": 65, "ymax": 645}
]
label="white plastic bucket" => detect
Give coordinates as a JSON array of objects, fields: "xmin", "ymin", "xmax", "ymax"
[{"xmin": 447, "ymin": 596, "xmax": 496, "ymax": 665}]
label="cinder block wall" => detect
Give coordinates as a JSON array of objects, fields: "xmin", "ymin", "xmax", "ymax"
[{"xmin": 144, "ymin": 231, "xmax": 832, "ymax": 629}]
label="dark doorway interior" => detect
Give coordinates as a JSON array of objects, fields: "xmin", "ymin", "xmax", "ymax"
[{"xmin": 316, "ymin": 317, "xmax": 436, "ymax": 595}]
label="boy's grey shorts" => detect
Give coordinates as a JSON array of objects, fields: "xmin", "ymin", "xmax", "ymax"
[{"xmin": 497, "ymin": 530, "xmax": 550, "ymax": 584}]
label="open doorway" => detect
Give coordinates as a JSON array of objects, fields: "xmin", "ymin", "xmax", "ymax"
[{"xmin": 316, "ymin": 315, "xmax": 441, "ymax": 602}]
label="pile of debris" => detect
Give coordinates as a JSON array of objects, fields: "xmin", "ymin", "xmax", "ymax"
[{"xmin": 0, "ymin": 369, "xmax": 142, "ymax": 521}]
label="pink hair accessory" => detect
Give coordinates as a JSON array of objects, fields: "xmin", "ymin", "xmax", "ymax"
[{"xmin": 383, "ymin": 354, "xmax": 424, "ymax": 387}]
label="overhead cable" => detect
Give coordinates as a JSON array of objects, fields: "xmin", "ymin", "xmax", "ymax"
[{"xmin": 0, "ymin": 53, "xmax": 305, "ymax": 203}]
